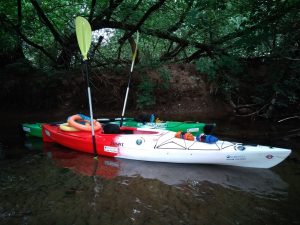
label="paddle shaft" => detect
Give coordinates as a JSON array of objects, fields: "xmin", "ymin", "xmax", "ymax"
[
  {"xmin": 120, "ymin": 69, "xmax": 133, "ymax": 127},
  {"xmin": 75, "ymin": 16, "xmax": 97, "ymax": 158},
  {"xmin": 120, "ymin": 32, "xmax": 139, "ymax": 127},
  {"xmin": 83, "ymin": 59, "xmax": 97, "ymax": 157}
]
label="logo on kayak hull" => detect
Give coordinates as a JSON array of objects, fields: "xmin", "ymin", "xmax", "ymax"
[
  {"xmin": 104, "ymin": 146, "xmax": 118, "ymax": 153},
  {"xmin": 226, "ymin": 155, "xmax": 246, "ymax": 161},
  {"xmin": 110, "ymin": 141, "xmax": 123, "ymax": 147},
  {"xmin": 266, "ymin": 154, "xmax": 273, "ymax": 159}
]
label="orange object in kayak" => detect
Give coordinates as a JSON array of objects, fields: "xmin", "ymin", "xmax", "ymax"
[
  {"xmin": 175, "ymin": 131, "xmax": 195, "ymax": 141},
  {"xmin": 68, "ymin": 114, "xmax": 102, "ymax": 132}
]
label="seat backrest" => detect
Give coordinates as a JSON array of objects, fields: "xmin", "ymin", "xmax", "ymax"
[{"xmin": 103, "ymin": 124, "xmax": 121, "ymax": 134}]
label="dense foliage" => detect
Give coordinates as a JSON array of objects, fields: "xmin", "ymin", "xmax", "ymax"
[{"xmin": 0, "ymin": 0, "xmax": 299, "ymax": 116}]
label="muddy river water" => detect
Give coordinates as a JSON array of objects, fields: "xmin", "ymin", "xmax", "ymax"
[{"xmin": 0, "ymin": 112, "xmax": 300, "ymax": 225}]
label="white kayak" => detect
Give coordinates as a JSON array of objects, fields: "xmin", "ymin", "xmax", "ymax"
[{"xmin": 114, "ymin": 129, "xmax": 291, "ymax": 168}]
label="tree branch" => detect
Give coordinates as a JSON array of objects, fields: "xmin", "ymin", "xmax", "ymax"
[
  {"xmin": 160, "ymin": 44, "xmax": 186, "ymax": 61},
  {"xmin": 29, "ymin": 0, "xmax": 65, "ymax": 47},
  {"xmin": 212, "ymin": 4, "xmax": 298, "ymax": 45},
  {"xmin": 90, "ymin": 35, "xmax": 104, "ymax": 59},
  {"xmin": 167, "ymin": 0, "xmax": 193, "ymax": 33},
  {"xmin": 17, "ymin": 0, "xmax": 22, "ymax": 28},
  {"xmin": 89, "ymin": 0, "xmax": 97, "ymax": 22},
  {"xmin": 92, "ymin": 20, "xmax": 213, "ymax": 52},
  {"xmin": 122, "ymin": 0, "xmax": 143, "ymax": 23},
  {"xmin": 95, "ymin": 0, "xmax": 124, "ymax": 22},
  {"xmin": 118, "ymin": 0, "xmax": 166, "ymax": 44},
  {"xmin": 1, "ymin": 14, "xmax": 57, "ymax": 63}
]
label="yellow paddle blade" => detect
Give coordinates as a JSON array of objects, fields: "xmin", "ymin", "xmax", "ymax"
[
  {"xmin": 75, "ymin": 16, "xmax": 92, "ymax": 61},
  {"xmin": 132, "ymin": 31, "xmax": 139, "ymax": 62}
]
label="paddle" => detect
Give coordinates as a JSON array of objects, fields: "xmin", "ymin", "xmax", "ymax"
[
  {"xmin": 75, "ymin": 16, "xmax": 97, "ymax": 158},
  {"xmin": 120, "ymin": 32, "xmax": 139, "ymax": 127},
  {"xmin": 97, "ymin": 117, "xmax": 134, "ymax": 123}
]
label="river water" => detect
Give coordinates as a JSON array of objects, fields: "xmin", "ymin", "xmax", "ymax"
[{"xmin": 0, "ymin": 112, "xmax": 300, "ymax": 225}]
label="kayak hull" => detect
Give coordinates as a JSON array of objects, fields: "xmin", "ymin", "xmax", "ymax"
[{"xmin": 42, "ymin": 124, "xmax": 291, "ymax": 168}]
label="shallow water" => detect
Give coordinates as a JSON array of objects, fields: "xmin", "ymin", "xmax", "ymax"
[{"xmin": 0, "ymin": 114, "xmax": 300, "ymax": 225}]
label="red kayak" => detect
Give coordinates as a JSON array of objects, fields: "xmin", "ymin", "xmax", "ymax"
[{"xmin": 42, "ymin": 123, "xmax": 159, "ymax": 158}]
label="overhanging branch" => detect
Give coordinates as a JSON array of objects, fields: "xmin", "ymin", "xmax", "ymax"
[
  {"xmin": 29, "ymin": 0, "xmax": 65, "ymax": 47},
  {"xmin": 118, "ymin": 0, "xmax": 166, "ymax": 44},
  {"xmin": 1, "ymin": 14, "xmax": 57, "ymax": 63}
]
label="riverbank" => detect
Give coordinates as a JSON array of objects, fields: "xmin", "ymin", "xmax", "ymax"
[{"xmin": 1, "ymin": 61, "xmax": 299, "ymax": 121}]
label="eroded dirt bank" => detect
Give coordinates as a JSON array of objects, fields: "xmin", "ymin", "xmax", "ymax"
[{"xmin": 0, "ymin": 63, "xmax": 233, "ymax": 120}]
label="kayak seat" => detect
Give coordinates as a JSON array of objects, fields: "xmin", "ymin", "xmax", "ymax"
[
  {"xmin": 102, "ymin": 124, "xmax": 134, "ymax": 134},
  {"xmin": 103, "ymin": 124, "xmax": 121, "ymax": 134}
]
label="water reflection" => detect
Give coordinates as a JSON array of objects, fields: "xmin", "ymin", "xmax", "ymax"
[
  {"xmin": 24, "ymin": 138, "xmax": 43, "ymax": 151},
  {"xmin": 36, "ymin": 139, "xmax": 288, "ymax": 199},
  {"xmin": 0, "ymin": 142, "xmax": 5, "ymax": 160}
]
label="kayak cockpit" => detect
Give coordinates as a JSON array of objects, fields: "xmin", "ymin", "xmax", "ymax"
[{"xmin": 102, "ymin": 124, "xmax": 160, "ymax": 135}]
